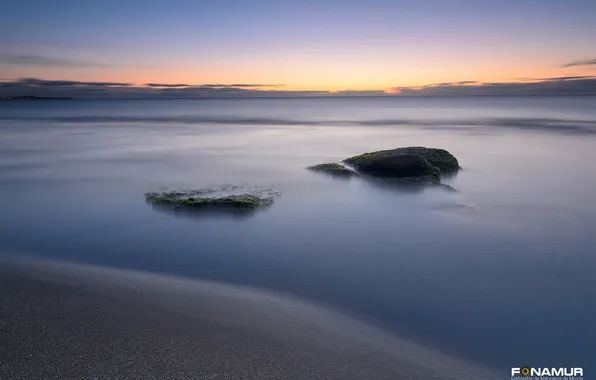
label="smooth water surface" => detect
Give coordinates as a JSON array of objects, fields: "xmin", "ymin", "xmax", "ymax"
[{"xmin": 1, "ymin": 96, "xmax": 595, "ymax": 374}]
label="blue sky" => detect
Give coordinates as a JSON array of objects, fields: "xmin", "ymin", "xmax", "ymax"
[{"xmin": 1, "ymin": 0, "xmax": 595, "ymax": 96}]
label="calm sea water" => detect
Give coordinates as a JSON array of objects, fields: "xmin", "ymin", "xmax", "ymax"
[{"xmin": 1, "ymin": 96, "xmax": 595, "ymax": 373}]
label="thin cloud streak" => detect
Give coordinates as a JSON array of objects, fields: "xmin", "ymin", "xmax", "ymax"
[
  {"xmin": 0, "ymin": 54, "xmax": 109, "ymax": 68},
  {"xmin": 516, "ymin": 76, "xmax": 596, "ymax": 82},
  {"xmin": 561, "ymin": 58, "xmax": 596, "ymax": 68},
  {"xmin": 199, "ymin": 84, "xmax": 285, "ymax": 88},
  {"xmin": 17, "ymin": 78, "xmax": 132, "ymax": 87},
  {"xmin": 145, "ymin": 83, "xmax": 191, "ymax": 88},
  {"xmin": 144, "ymin": 83, "xmax": 284, "ymax": 88}
]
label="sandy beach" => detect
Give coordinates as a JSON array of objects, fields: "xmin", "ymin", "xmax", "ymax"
[{"xmin": 0, "ymin": 258, "xmax": 498, "ymax": 380}]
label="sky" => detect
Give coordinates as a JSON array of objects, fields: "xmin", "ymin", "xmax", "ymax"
[{"xmin": 1, "ymin": 0, "xmax": 595, "ymax": 97}]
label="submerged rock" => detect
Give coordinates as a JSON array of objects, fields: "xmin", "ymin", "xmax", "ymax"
[
  {"xmin": 145, "ymin": 186, "xmax": 279, "ymax": 215},
  {"xmin": 307, "ymin": 163, "xmax": 355, "ymax": 177},
  {"xmin": 343, "ymin": 147, "xmax": 459, "ymax": 180}
]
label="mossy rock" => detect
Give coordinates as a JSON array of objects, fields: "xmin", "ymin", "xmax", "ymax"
[
  {"xmin": 148, "ymin": 194, "xmax": 269, "ymax": 211},
  {"xmin": 145, "ymin": 186, "xmax": 279, "ymax": 214},
  {"xmin": 343, "ymin": 147, "xmax": 459, "ymax": 180},
  {"xmin": 307, "ymin": 163, "xmax": 355, "ymax": 177},
  {"xmin": 342, "ymin": 152, "xmax": 439, "ymax": 181},
  {"xmin": 344, "ymin": 147, "xmax": 459, "ymax": 174}
]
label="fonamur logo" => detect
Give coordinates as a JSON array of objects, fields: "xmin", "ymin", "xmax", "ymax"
[{"xmin": 511, "ymin": 367, "xmax": 583, "ymax": 378}]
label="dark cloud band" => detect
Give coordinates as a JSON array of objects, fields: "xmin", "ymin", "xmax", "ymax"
[
  {"xmin": 2, "ymin": 77, "xmax": 596, "ymax": 98},
  {"xmin": 391, "ymin": 78, "xmax": 596, "ymax": 96},
  {"xmin": 18, "ymin": 78, "xmax": 132, "ymax": 87},
  {"xmin": 561, "ymin": 58, "xmax": 596, "ymax": 68}
]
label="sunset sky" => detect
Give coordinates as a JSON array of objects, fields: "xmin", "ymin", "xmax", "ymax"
[{"xmin": 1, "ymin": 0, "xmax": 595, "ymax": 95}]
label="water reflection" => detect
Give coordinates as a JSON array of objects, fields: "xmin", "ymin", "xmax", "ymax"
[
  {"xmin": 146, "ymin": 201, "xmax": 269, "ymax": 221},
  {"xmin": 360, "ymin": 176, "xmax": 457, "ymax": 194}
]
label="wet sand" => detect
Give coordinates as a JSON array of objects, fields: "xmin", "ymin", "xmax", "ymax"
[{"xmin": 0, "ymin": 259, "xmax": 498, "ymax": 379}]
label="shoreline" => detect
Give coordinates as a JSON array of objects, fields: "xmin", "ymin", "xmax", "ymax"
[{"xmin": 0, "ymin": 257, "xmax": 498, "ymax": 379}]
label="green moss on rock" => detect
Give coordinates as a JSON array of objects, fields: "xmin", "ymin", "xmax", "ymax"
[
  {"xmin": 344, "ymin": 147, "xmax": 459, "ymax": 174},
  {"xmin": 145, "ymin": 186, "xmax": 278, "ymax": 214},
  {"xmin": 342, "ymin": 146, "xmax": 459, "ymax": 180},
  {"xmin": 307, "ymin": 163, "xmax": 355, "ymax": 177},
  {"xmin": 343, "ymin": 152, "xmax": 440, "ymax": 180}
]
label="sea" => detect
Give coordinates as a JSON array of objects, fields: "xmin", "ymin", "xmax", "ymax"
[{"xmin": 1, "ymin": 96, "xmax": 595, "ymax": 374}]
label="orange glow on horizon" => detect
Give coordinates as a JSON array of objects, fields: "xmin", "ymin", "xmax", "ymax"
[{"xmin": 2, "ymin": 60, "xmax": 595, "ymax": 92}]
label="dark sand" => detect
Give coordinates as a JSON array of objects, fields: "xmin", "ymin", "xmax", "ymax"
[{"xmin": 0, "ymin": 259, "xmax": 498, "ymax": 380}]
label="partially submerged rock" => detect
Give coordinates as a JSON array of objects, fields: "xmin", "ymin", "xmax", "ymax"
[
  {"xmin": 145, "ymin": 186, "xmax": 279, "ymax": 215},
  {"xmin": 345, "ymin": 152, "xmax": 440, "ymax": 180},
  {"xmin": 307, "ymin": 163, "xmax": 355, "ymax": 177},
  {"xmin": 342, "ymin": 147, "xmax": 459, "ymax": 180},
  {"xmin": 344, "ymin": 147, "xmax": 459, "ymax": 174},
  {"xmin": 307, "ymin": 147, "xmax": 459, "ymax": 192}
]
